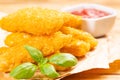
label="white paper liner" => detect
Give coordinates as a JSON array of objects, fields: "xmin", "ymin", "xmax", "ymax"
[{"xmin": 107, "ymin": 34, "xmax": 120, "ymax": 63}]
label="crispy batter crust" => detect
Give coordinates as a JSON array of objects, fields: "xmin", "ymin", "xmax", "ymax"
[
  {"xmin": 0, "ymin": 8, "xmax": 81, "ymax": 35},
  {"xmin": 4, "ymin": 32, "xmax": 72, "ymax": 56},
  {"xmin": 61, "ymin": 27, "xmax": 98, "ymax": 50}
]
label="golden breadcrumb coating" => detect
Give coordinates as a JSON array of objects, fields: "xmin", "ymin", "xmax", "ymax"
[
  {"xmin": 61, "ymin": 27, "xmax": 98, "ymax": 50},
  {"xmin": 0, "ymin": 8, "xmax": 81, "ymax": 35},
  {"xmin": 63, "ymin": 13, "xmax": 81, "ymax": 28},
  {"xmin": 0, "ymin": 45, "xmax": 34, "ymax": 72},
  {"xmin": 61, "ymin": 39, "xmax": 90, "ymax": 57},
  {"xmin": 5, "ymin": 32, "xmax": 72, "ymax": 56},
  {"xmin": 4, "ymin": 32, "xmax": 31, "ymax": 47},
  {"xmin": 5, "ymin": 33, "xmax": 31, "ymax": 46},
  {"xmin": 0, "ymin": 47, "xmax": 8, "ymax": 55}
]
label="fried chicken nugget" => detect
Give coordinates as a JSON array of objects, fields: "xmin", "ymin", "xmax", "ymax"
[
  {"xmin": 0, "ymin": 45, "xmax": 34, "ymax": 72},
  {"xmin": 5, "ymin": 32, "xmax": 72, "ymax": 56},
  {"xmin": 61, "ymin": 27, "xmax": 98, "ymax": 50},
  {"xmin": 61, "ymin": 39, "xmax": 90, "ymax": 57},
  {"xmin": 0, "ymin": 8, "xmax": 81, "ymax": 35}
]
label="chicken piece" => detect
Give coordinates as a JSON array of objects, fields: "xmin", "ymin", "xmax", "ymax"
[
  {"xmin": 61, "ymin": 27, "xmax": 98, "ymax": 50},
  {"xmin": 63, "ymin": 13, "xmax": 81, "ymax": 28},
  {"xmin": 0, "ymin": 8, "xmax": 81, "ymax": 35},
  {"xmin": 61, "ymin": 39, "xmax": 90, "ymax": 57},
  {"xmin": 0, "ymin": 45, "xmax": 34, "ymax": 72},
  {"xmin": 5, "ymin": 32, "xmax": 72, "ymax": 56},
  {"xmin": 0, "ymin": 47, "xmax": 8, "ymax": 55},
  {"xmin": 5, "ymin": 32, "xmax": 31, "ymax": 46}
]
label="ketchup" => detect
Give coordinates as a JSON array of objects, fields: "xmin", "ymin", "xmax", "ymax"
[{"xmin": 71, "ymin": 8, "xmax": 110, "ymax": 18}]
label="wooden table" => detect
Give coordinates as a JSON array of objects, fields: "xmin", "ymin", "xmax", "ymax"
[{"xmin": 0, "ymin": 0, "xmax": 120, "ymax": 80}]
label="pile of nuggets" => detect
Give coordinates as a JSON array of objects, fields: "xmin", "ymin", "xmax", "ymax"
[{"xmin": 0, "ymin": 8, "xmax": 97, "ymax": 72}]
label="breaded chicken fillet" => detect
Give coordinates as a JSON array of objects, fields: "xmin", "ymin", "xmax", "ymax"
[
  {"xmin": 0, "ymin": 45, "xmax": 34, "ymax": 72},
  {"xmin": 4, "ymin": 31, "xmax": 72, "ymax": 56},
  {"xmin": 61, "ymin": 39, "xmax": 90, "ymax": 56},
  {"xmin": 61, "ymin": 27, "xmax": 98, "ymax": 50},
  {"xmin": 0, "ymin": 8, "xmax": 81, "ymax": 35}
]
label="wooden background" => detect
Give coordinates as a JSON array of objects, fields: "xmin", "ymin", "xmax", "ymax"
[{"xmin": 0, "ymin": 0, "xmax": 120, "ymax": 80}]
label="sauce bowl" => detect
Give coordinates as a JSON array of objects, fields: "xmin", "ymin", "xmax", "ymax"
[{"xmin": 61, "ymin": 4, "xmax": 117, "ymax": 37}]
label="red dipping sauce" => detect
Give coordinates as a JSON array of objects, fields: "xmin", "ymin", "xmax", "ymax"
[{"xmin": 71, "ymin": 8, "xmax": 110, "ymax": 18}]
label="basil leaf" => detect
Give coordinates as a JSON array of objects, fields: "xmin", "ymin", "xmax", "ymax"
[
  {"xmin": 49, "ymin": 53, "xmax": 78, "ymax": 67},
  {"xmin": 39, "ymin": 63, "xmax": 59, "ymax": 78},
  {"xmin": 10, "ymin": 62, "xmax": 37, "ymax": 79},
  {"xmin": 24, "ymin": 45, "xmax": 44, "ymax": 64}
]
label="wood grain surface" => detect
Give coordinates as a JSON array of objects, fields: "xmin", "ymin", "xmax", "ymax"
[{"xmin": 0, "ymin": 0, "xmax": 120, "ymax": 80}]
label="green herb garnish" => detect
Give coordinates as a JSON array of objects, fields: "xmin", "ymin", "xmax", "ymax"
[
  {"xmin": 24, "ymin": 45, "xmax": 44, "ymax": 64},
  {"xmin": 10, "ymin": 62, "xmax": 37, "ymax": 79},
  {"xmin": 39, "ymin": 63, "xmax": 60, "ymax": 78},
  {"xmin": 49, "ymin": 53, "xmax": 78, "ymax": 67},
  {"xmin": 10, "ymin": 45, "xmax": 78, "ymax": 79}
]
